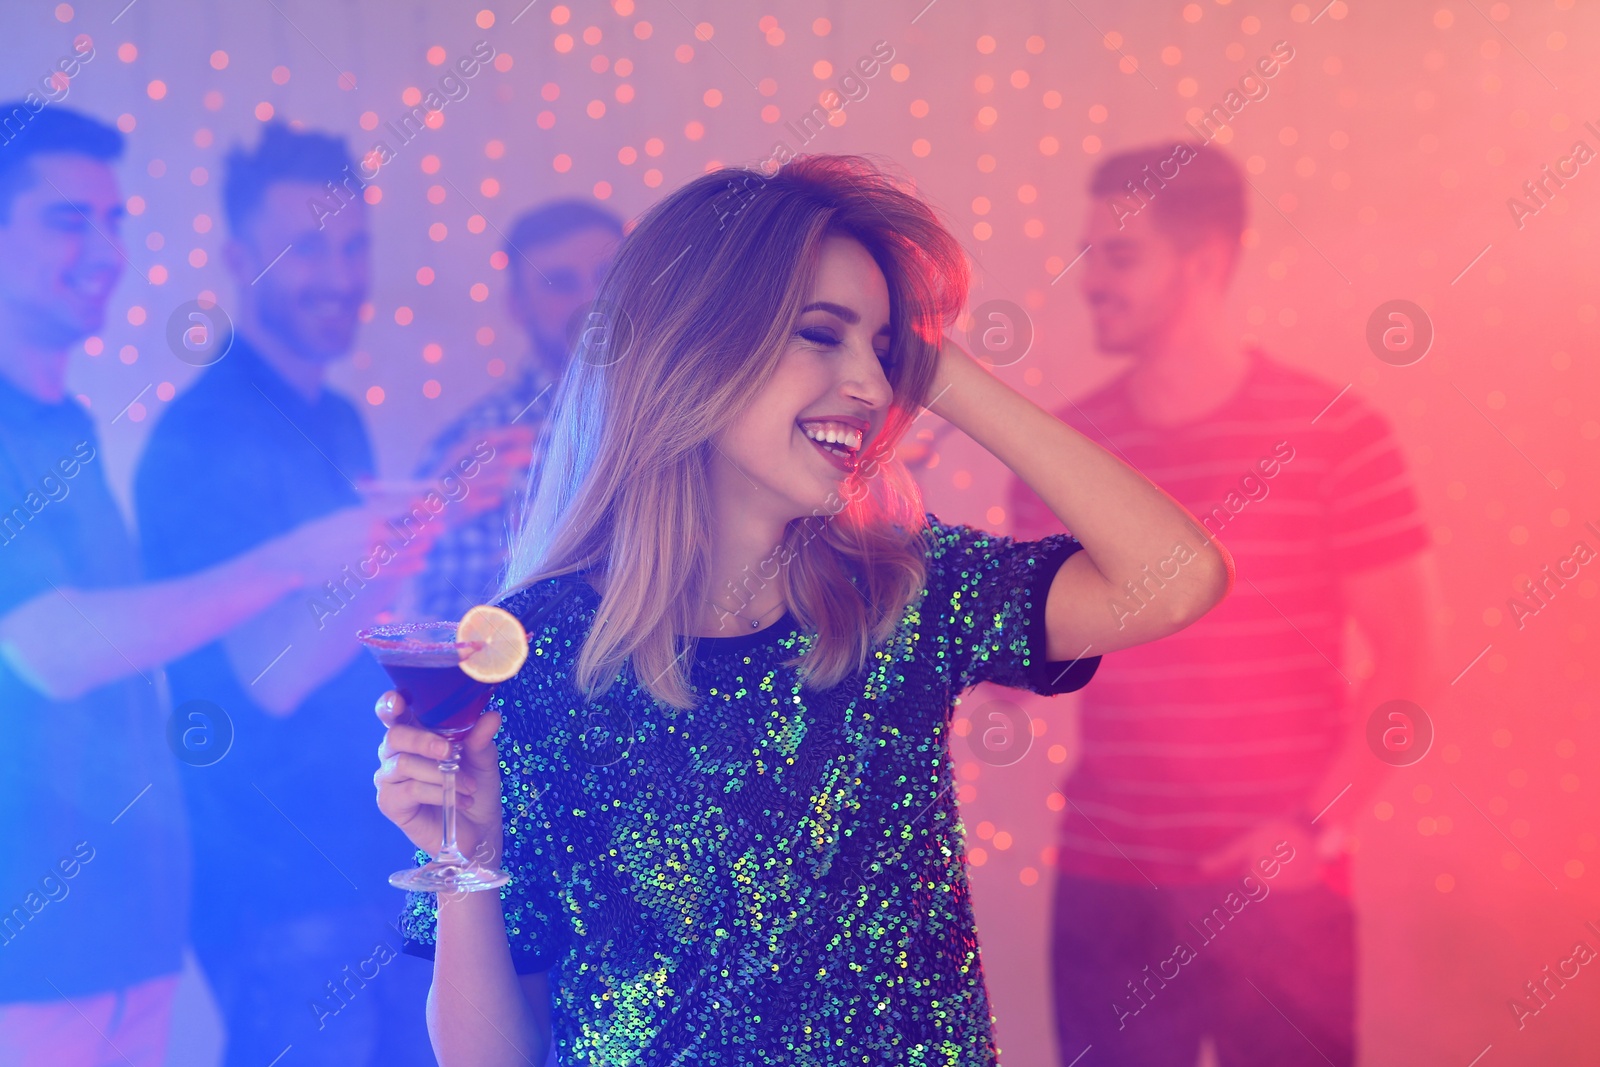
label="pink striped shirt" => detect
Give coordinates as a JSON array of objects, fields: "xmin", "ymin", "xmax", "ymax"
[{"xmin": 1009, "ymin": 349, "xmax": 1428, "ymax": 885}]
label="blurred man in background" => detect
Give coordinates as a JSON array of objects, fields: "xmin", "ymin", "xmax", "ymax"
[
  {"xmin": 412, "ymin": 198, "xmax": 621, "ymax": 620},
  {"xmin": 134, "ymin": 123, "xmax": 526, "ymax": 1066},
  {"xmin": 1011, "ymin": 144, "xmax": 1443, "ymax": 1066},
  {"xmin": 0, "ymin": 106, "xmax": 398, "ymax": 1066}
]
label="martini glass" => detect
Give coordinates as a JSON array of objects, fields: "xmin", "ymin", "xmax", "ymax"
[{"xmin": 358, "ymin": 621, "xmax": 511, "ymax": 893}]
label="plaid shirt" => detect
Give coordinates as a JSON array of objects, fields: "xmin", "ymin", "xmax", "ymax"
[{"xmin": 412, "ymin": 362, "xmax": 556, "ymax": 621}]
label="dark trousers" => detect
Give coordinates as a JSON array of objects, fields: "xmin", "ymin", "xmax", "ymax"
[
  {"xmin": 193, "ymin": 905, "xmax": 436, "ymax": 1067},
  {"xmin": 1050, "ymin": 872, "xmax": 1356, "ymax": 1067}
]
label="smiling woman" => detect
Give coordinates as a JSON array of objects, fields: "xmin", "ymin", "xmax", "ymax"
[
  {"xmin": 504, "ymin": 154, "xmax": 966, "ymax": 703},
  {"xmin": 371, "ymin": 152, "xmax": 1229, "ymax": 1067}
]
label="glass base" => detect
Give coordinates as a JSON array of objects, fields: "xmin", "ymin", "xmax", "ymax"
[{"xmin": 390, "ymin": 858, "xmax": 510, "ymax": 893}]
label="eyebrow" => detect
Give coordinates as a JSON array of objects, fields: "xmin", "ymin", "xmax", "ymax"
[{"xmin": 801, "ymin": 301, "xmax": 891, "ymax": 335}]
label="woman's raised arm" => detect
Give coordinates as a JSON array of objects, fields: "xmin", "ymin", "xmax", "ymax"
[{"xmin": 925, "ymin": 336, "xmax": 1233, "ymax": 659}]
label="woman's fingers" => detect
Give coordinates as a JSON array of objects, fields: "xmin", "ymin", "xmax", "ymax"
[
  {"xmin": 463, "ymin": 709, "xmax": 503, "ymax": 762},
  {"xmin": 374, "ymin": 695, "xmax": 501, "ymax": 856},
  {"xmin": 374, "ymin": 689, "xmax": 406, "ymax": 726},
  {"xmin": 374, "ymin": 692, "xmax": 470, "ymax": 758},
  {"xmin": 376, "ymin": 778, "xmax": 486, "ymax": 823},
  {"xmin": 378, "ymin": 778, "xmax": 453, "ymax": 817},
  {"xmin": 378, "ymin": 721, "xmax": 452, "ymax": 763},
  {"xmin": 376, "ymin": 751, "xmax": 481, "ymax": 794}
]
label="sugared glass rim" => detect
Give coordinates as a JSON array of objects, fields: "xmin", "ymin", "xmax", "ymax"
[{"xmin": 355, "ymin": 620, "xmax": 482, "ymax": 654}]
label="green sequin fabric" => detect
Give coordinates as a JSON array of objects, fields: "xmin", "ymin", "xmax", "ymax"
[{"xmin": 400, "ymin": 514, "xmax": 1100, "ymax": 1065}]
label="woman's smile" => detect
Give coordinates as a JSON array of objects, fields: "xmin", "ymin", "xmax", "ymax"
[{"xmin": 798, "ymin": 416, "xmax": 868, "ymax": 474}]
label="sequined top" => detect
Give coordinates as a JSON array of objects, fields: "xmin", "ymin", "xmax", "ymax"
[{"xmin": 400, "ymin": 514, "xmax": 1101, "ymax": 1065}]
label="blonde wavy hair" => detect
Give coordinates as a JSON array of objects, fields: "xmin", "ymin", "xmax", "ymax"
[{"xmin": 501, "ymin": 154, "xmax": 969, "ymax": 709}]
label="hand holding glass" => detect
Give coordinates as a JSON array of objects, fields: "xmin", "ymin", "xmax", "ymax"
[{"xmin": 360, "ymin": 605, "xmax": 528, "ymax": 893}]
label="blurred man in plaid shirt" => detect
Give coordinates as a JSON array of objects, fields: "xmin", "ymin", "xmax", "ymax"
[{"xmin": 412, "ymin": 200, "xmax": 622, "ymax": 620}]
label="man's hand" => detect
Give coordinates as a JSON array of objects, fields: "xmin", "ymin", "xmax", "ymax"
[
  {"xmin": 262, "ymin": 504, "xmax": 436, "ymax": 588},
  {"xmin": 421, "ymin": 425, "xmax": 539, "ymax": 525},
  {"xmin": 1197, "ymin": 818, "xmax": 1325, "ymax": 890}
]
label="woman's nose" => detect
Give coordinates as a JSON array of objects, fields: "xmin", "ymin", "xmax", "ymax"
[{"xmin": 842, "ymin": 350, "xmax": 893, "ymax": 408}]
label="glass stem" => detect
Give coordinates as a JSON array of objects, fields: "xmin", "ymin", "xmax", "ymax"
[{"xmin": 437, "ymin": 741, "xmax": 468, "ymax": 865}]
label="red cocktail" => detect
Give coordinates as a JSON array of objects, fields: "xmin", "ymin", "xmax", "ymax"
[
  {"xmin": 358, "ymin": 614, "xmax": 526, "ymax": 893},
  {"xmin": 380, "ymin": 659, "xmax": 493, "ymax": 738}
]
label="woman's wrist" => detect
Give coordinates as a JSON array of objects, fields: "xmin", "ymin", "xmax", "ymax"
[
  {"xmin": 465, "ymin": 831, "xmax": 506, "ymax": 871},
  {"xmin": 438, "ymin": 881, "xmax": 504, "ymax": 911},
  {"xmin": 927, "ymin": 335, "xmax": 977, "ymax": 423}
]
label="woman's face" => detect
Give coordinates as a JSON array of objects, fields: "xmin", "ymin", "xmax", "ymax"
[{"xmin": 712, "ymin": 234, "xmax": 895, "ymax": 526}]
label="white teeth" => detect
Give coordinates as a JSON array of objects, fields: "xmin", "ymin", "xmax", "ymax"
[{"xmin": 799, "ymin": 421, "xmax": 863, "ymax": 452}]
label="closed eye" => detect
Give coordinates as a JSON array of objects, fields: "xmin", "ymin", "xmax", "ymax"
[
  {"xmin": 797, "ymin": 326, "xmax": 840, "ymax": 347},
  {"xmin": 797, "ymin": 327, "xmax": 895, "ymax": 367}
]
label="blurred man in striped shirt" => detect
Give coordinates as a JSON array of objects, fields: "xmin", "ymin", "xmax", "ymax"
[{"xmin": 1011, "ymin": 144, "xmax": 1443, "ymax": 1067}]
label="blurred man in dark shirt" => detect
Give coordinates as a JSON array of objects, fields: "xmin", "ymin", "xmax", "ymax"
[
  {"xmin": 0, "ymin": 105, "xmax": 396, "ymax": 1066},
  {"xmin": 135, "ymin": 123, "xmax": 525, "ymax": 1066}
]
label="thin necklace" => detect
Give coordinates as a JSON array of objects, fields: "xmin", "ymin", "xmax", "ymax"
[{"xmin": 703, "ymin": 594, "xmax": 783, "ymax": 631}]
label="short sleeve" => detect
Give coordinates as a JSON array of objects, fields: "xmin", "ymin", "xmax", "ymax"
[
  {"xmin": 917, "ymin": 513, "xmax": 1101, "ymax": 697},
  {"xmin": 0, "ymin": 502, "xmax": 54, "ymax": 617},
  {"xmin": 135, "ymin": 412, "xmax": 281, "ymax": 578},
  {"xmin": 1321, "ymin": 400, "xmax": 1429, "ymax": 572},
  {"xmin": 396, "ymin": 706, "xmax": 572, "ymax": 975}
]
